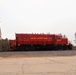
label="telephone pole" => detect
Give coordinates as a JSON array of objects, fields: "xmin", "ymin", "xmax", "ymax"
[{"xmin": 74, "ymin": 33, "xmax": 76, "ymax": 44}]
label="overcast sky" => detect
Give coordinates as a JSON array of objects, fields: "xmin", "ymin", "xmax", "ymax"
[{"xmin": 0, "ymin": 0, "xmax": 76, "ymax": 45}]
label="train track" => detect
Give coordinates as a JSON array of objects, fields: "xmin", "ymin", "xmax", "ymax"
[{"xmin": 0, "ymin": 49, "xmax": 76, "ymax": 57}]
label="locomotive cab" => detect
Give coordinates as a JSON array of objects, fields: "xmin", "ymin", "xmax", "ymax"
[
  {"xmin": 54, "ymin": 34, "xmax": 63, "ymax": 50},
  {"xmin": 54, "ymin": 34, "xmax": 72, "ymax": 50}
]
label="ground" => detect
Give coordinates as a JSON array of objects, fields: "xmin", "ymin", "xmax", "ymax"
[{"xmin": 0, "ymin": 50, "xmax": 76, "ymax": 75}]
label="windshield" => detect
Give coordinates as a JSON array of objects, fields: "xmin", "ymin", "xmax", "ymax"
[{"xmin": 55, "ymin": 35, "xmax": 62, "ymax": 39}]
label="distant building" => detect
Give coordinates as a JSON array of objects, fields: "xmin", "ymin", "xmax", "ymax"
[{"xmin": 0, "ymin": 27, "xmax": 2, "ymax": 40}]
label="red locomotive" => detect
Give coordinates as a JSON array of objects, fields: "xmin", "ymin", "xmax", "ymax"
[{"xmin": 9, "ymin": 33, "xmax": 72, "ymax": 51}]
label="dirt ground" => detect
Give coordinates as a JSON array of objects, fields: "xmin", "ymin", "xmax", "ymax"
[{"xmin": 0, "ymin": 51, "xmax": 76, "ymax": 75}]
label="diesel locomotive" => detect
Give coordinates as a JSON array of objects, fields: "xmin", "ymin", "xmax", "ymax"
[{"xmin": 9, "ymin": 33, "xmax": 72, "ymax": 51}]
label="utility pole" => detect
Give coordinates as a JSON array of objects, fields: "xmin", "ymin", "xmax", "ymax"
[{"xmin": 74, "ymin": 33, "xmax": 76, "ymax": 45}]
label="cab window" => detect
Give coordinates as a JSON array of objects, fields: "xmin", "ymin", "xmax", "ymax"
[{"xmin": 55, "ymin": 36, "xmax": 61, "ymax": 39}]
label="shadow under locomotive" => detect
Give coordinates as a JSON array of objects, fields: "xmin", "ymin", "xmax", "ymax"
[{"xmin": 0, "ymin": 50, "xmax": 76, "ymax": 58}]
